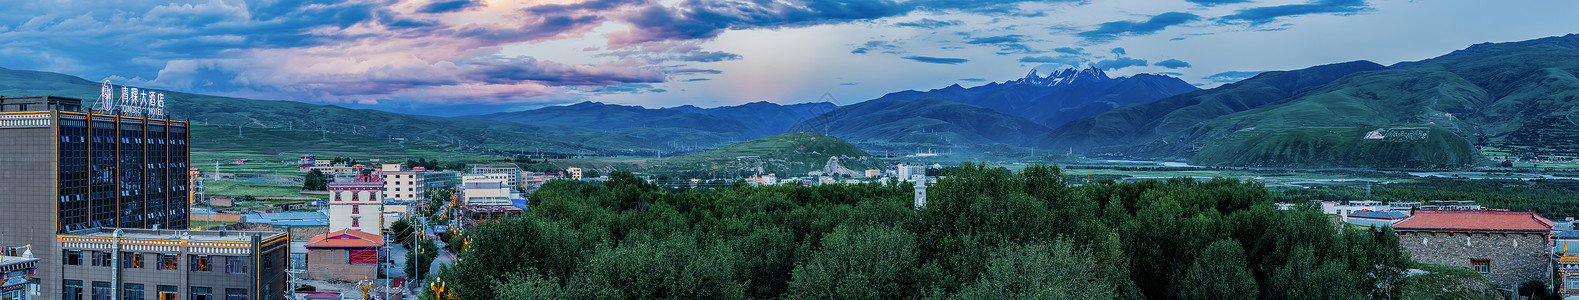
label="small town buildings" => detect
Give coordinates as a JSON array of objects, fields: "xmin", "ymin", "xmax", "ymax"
[
  {"xmin": 864, "ymin": 170, "xmax": 881, "ymax": 178},
  {"xmin": 424, "ymin": 171, "xmax": 459, "ymax": 191},
  {"xmin": 328, "ymin": 175, "xmax": 385, "ymax": 235},
  {"xmin": 1344, "ymin": 210, "xmax": 1409, "ymax": 228},
  {"xmin": 1554, "ymin": 229, "xmax": 1579, "ymax": 298},
  {"xmin": 379, "ymin": 164, "xmax": 427, "ymax": 203},
  {"xmin": 460, "ymin": 178, "xmax": 520, "ymax": 206},
  {"xmin": 1393, "ymin": 210, "xmax": 1553, "ymax": 291},
  {"xmin": 1, "ymin": 254, "xmax": 39, "ymax": 300},
  {"xmin": 56, "ymin": 228, "xmax": 288, "ymax": 300},
  {"xmin": 245, "ymin": 211, "xmax": 330, "ymax": 226},
  {"xmin": 466, "ymin": 163, "xmax": 523, "ymax": 186},
  {"xmin": 566, "ymin": 167, "xmax": 583, "ymax": 181},
  {"xmin": 302, "ymin": 229, "xmax": 384, "ymax": 283}
]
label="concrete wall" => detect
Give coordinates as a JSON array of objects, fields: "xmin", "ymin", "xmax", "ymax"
[
  {"xmin": 304, "ymin": 248, "xmax": 378, "ymax": 282},
  {"xmin": 1399, "ymin": 230, "xmax": 1550, "ymax": 290}
]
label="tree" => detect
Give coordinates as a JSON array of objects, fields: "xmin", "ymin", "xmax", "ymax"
[
  {"xmin": 302, "ymin": 169, "xmax": 328, "ymax": 191},
  {"xmin": 789, "ymin": 225, "xmax": 917, "ymax": 299},
  {"xmin": 1176, "ymin": 239, "xmax": 1259, "ymax": 300},
  {"xmin": 949, "ymin": 240, "xmax": 1117, "ymax": 299}
]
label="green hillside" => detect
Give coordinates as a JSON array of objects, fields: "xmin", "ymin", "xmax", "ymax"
[
  {"xmin": 1043, "ymin": 60, "xmax": 1386, "ymax": 153},
  {"xmin": 648, "ymin": 133, "xmax": 884, "ymax": 178},
  {"xmin": 1169, "ymin": 34, "xmax": 1579, "ymax": 168},
  {"xmin": 1191, "ymin": 126, "xmax": 1477, "ymax": 168},
  {"xmin": 788, "ymin": 98, "xmax": 1052, "ymax": 153}
]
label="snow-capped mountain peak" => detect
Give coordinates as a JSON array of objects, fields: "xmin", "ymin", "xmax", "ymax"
[{"xmin": 1011, "ymin": 66, "xmax": 1111, "ymax": 87}]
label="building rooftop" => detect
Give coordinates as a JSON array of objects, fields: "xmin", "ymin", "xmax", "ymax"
[
  {"xmin": 0, "ymin": 255, "xmax": 39, "ymax": 266},
  {"xmin": 305, "ymin": 229, "xmax": 384, "ymax": 248},
  {"xmin": 250, "ymin": 211, "xmax": 328, "ymax": 222},
  {"xmin": 63, "ymin": 227, "xmax": 286, "ymax": 243},
  {"xmin": 1349, "ymin": 210, "xmax": 1409, "ymax": 219},
  {"xmin": 1393, "ymin": 210, "xmax": 1554, "ymax": 232},
  {"xmin": 1555, "ymin": 230, "xmax": 1579, "ymax": 239}
]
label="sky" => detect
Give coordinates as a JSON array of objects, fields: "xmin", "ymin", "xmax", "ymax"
[{"xmin": 1, "ymin": 0, "xmax": 1575, "ymax": 116}]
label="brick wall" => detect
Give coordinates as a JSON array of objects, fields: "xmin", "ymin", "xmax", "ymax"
[
  {"xmin": 304, "ymin": 248, "xmax": 377, "ymax": 282},
  {"xmin": 1399, "ymin": 230, "xmax": 1550, "ymax": 290}
]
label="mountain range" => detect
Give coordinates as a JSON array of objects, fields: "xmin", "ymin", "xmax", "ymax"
[{"xmin": 871, "ymin": 66, "xmax": 1199, "ymax": 128}]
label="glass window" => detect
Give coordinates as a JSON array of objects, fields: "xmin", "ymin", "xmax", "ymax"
[
  {"xmin": 65, "ymin": 249, "xmax": 83, "ymax": 265},
  {"xmin": 351, "ymin": 218, "xmax": 359, "ymax": 227},
  {"xmin": 190, "ymin": 287, "xmax": 211, "ymax": 300},
  {"xmin": 226, "ymin": 256, "xmax": 250, "ymax": 274},
  {"xmin": 92, "ymin": 251, "xmax": 113, "ymax": 267},
  {"xmin": 125, "ymin": 283, "xmax": 145, "ymax": 300},
  {"xmin": 190, "ymin": 255, "xmax": 211, "ymax": 272},
  {"xmin": 159, "ymin": 254, "xmax": 179, "ymax": 270},
  {"xmin": 224, "ymin": 289, "xmax": 248, "ymax": 300},
  {"xmin": 124, "ymin": 252, "xmax": 144, "ymax": 268},
  {"xmin": 64, "ymin": 280, "xmax": 83, "ymax": 300},
  {"xmin": 352, "ymin": 205, "xmax": 359, "ymax": 214},
  {"xmin": 92, "ymin": 281, "xmax": 111, "ymax": 300},
  {"xmin": 1471, "ymin": 259, "xmax": 1490, "ymax": 274},
  {"xmin": 158, "ymin": 285, "xmax": 178, "ymax": 300}
]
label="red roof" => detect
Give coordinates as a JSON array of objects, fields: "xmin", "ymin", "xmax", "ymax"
[
  {"xmin": 305, "ymin": 229, "xmax": 385, "ymax": 248},
  {"xmin": 1393, "ymin": 210, "xmax": 1554, "ymax": 232}
]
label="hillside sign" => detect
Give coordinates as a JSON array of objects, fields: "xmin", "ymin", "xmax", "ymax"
[{"xmin": 97, "ymin": 80, "xmax": 166, "ymax": 117}]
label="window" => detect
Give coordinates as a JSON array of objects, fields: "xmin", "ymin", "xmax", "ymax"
[
  {"xmin": 1471, "ymin": 259, "xmax": 1490, "ymax": 274},
  {"xmin": 352, "ymin": 218, "xmax": 360, "ymax": 227},
  {"xmin": 93, "ymin": 251, "xmax": 113, "ymax": 267},
  {"xmin": 190, "ymin": 287, "xmax": 211, "ymax": 300},
  {"xmin": 225, "ymin": 288, "xmax": 248, "ymax": 300},
  {"xmin": 159, "ymin": 254, "xmax": 179, "ymax": 270},
  {"xmin": 226, "ymin": 256, "xmax": 250, "ymax": 274},
  {"xmin": 261, "ymin": 252, "xmax": 273, "ymax": 271},
  {"xmin": 93, "ymin": 281, "xmax": 111, "ymax": 300},
  {"xmin": 190, "ymin": 255, "xmax": 210, "ymax": 272},
  {"xmin": 158, "ymin": 285, "xmax": 178, "ymax": 300},
  {"xmin": 348, "ymin": 250, "xmax": 378, "ymax": 265},
  {"xmin": 125, "ymin": 283, "xmax": 145, "ymax": 300},
  {"xmin": 64, "ymin": 280, "xmax": 83, "ymax": 300},
  {"xmin": 123, "ymin": 252, "xmax": 144, "ymax": 268},
  {"xmin": 65, "ymin": 249, "xmax": 83, "ymax": 265},
  {"xmin": 352, "ymin": 205, "xmax": 359, "ymax": 214}
]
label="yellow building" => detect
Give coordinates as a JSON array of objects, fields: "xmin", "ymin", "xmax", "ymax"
[{"xmin": 567, "ymin": 167, "xmax": 583, "ymax": 180}]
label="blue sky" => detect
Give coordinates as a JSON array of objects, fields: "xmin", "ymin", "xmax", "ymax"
[{"xmin": 0, "ymin": 0, "xmax": 1574, "ymax": 116}]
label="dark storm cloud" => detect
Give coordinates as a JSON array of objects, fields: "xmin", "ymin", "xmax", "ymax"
[
  {"xmin": 1078, "ymin": 12, "xmax": 1200, "ymax": 43},
  {"xmin": 901, "ymin": 56, "xmax": 970, "ymax": 64},
  {"xmin": 1220, "ymin": 0, "xmax": 1369, "ymax": 25}
]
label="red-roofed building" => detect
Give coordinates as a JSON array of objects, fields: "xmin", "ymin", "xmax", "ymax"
[
  {"xmin": 304, "ymin": 229, "xmax": 385, "ymax": 282},
  {"xmin": 1394, "ymin": 210, "xmax": 1553, "ymax": 291}
]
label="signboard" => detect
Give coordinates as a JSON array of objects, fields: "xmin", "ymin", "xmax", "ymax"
[
  {"xmin": 96, "ymin": 80, "xmax": 167, "ymax": 117},
  {"xmin": 433, "ymin": 225, "xmax": 448, "ymax": 233}
]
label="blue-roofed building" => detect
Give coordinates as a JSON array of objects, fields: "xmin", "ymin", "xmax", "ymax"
[
  {"xmin": 245, "ymin": 211, "xmax": 330, "ymax": 226},
  {"xmin": 1344, "ymin": 210, "xmax": 1409, "ymax": 228}
]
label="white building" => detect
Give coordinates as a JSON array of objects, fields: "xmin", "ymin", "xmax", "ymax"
[
  {"xmin": 461, "ymin": 177, "xmax": 521, "ymax": 206},
  {"xmin": 328, "ymin": 175, "xmax": 385, "ymax": 234},
  {"xmin": 896, "ymin": 164, "xmax": 926, "ymax": 181},
  {"xmin": 466, "ymin": 163, "xmax": 522, "ymax": 187},
  {"xmin": 1322, "ymin": 200, "xmax": 1412, "ymax": 222},
  {"xmin": 379, "ymin": 164, "xmax": 427, "ymax": 203}
]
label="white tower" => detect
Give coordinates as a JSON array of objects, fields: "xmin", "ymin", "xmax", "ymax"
[{"xmin": 914, "ymin": 179, "xmax": 928, "ymax": 209}]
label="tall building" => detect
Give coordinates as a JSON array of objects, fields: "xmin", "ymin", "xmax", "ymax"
[
  {"xmin": 328, "ymin": 175, "xmax": 384, "ymax": 235},
  {"xmin": 464, "ymin": 163, "xmax": 520, "ymax": 186},
  {"xmin": 0, "ymin": 96, "xmax": 190, "ymax": 298},
  {"xmin": 377, "ymin": 164, "xmax": 425, "ymax": 203},
  {"xmin": 55, "ymin": 228, "xmax": 287, "ymax": 300}
]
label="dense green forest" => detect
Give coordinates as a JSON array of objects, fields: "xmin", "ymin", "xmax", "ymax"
[
  {"xmin": 1275, "ymin": 178, "xmax": 1579, "ymax": 219},
  {"xmin": 428, "ymin": 165, "xmax": 1414, "ymax": 299}
]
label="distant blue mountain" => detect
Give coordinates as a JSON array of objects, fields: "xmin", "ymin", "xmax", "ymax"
[
  {"xmin": 873, "ymin": 66, "xmax": 1199, "ymax": 128},
  {"xmin": 464, "ymin": 101, "xmax": 839, "ymax": 140}
]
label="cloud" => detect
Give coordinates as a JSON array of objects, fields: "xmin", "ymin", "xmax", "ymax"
[
  {"xmin": 1220, "ymin": 0, "xmax": 1370, "ymax": 25},
  {"xmin": 1019, "ymin": 55, "xmax": 1085, "ymax": 66},
  {"xmin": 1204, "ymin": 70, "xmax": 1264, "ymax": 82},
  {"xmin": 669, "ymin": 68, "xmax": 723, "ymax": 75},
  {"xmin": 419, "ymin": 0, "xmax": 483, "ymax": 14},
  {"xmin": 684, "ymin": 78, "xmax": 711, "ymax": 82},
  {"xmin": 1154, "ymin": 59, "xmax": 1191, "ymax": 69},
  {"xmin": 679, "ymin": 51, "xmax": 742, "ymax": 62},
  {"xmin": 1111, "ymin": 47, "xmax": 1127, "ymax": 56},
  {"xmin": 852, "ymin": 40, "xmax": 902, "ymax": 54},
  {"xmin": 896, "ymin": 18, "xmax": 962, "ymax": 29},
  {"xmin": 465, "ymin": 59, "xmax": 667, "ymax": 86},
  {"xmin": 1186, "ymin": 0, "xmax": 1252, "ymax": 6},
  {"xmin": 1094, "ymin": 57, "xmax": 1148, "ymax": 70},
  {"xmin": 965, "ymin": 34, "xmax": 1036, "ymax": 54},
  {"xmin": 901, "ymin": 56, "xmax": 970, "ymax": 64},
  {"xmin": 1078, "ymin": 12, "xmax": 1200, "ymax": 42},
  {"xmin": 839, "ymin": 82, "xmax": 860, "ymax": 86},
  {"xmin": 959, "ymin": 78, "xmax": 986, "ymax": 82},
  {"xmin": 1053, "ymin": 47, "xmax": 1083, "ymax": 55}
]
